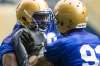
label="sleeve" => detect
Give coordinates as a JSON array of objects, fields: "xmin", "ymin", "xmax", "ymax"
[
  {"xmin": 12, "ymin": 22, "xmax": 23, "ymax": 34},
  {"xmin": 0, "ymin": 22, "xmax": 22, "ymax": 63},
  {"xmin": 0, "ymin": 38, "xmax": 14, "ymax": 60},
  {"xmin": 0, "ymin": 22, "xmax": 22, "ymax": 57},
  {"xmin": 44, "ymin": 39, "xmax": 64, "ymax": 64}
]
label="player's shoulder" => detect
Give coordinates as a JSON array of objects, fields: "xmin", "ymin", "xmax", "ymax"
[
  {"xmin": 58, "ymin": 31, "xmax": 100, "ymax": 44},
  {"xmin": 68, "ymin": 31, "xmax": 100, "ymax": 44},
  {"xmin": 13, "ymin": 28, "xmax": 28, "ymax": 37},
  {"xmin": 85, "ymin": 32, "xmax": 100, "ymax": 39},
  {"xmin": 46, "ymin": 36, "xmax": 73, "ymax": 48},
  {"xmin": 80, "ymin": 31, "xmax": 100, "ymax": 42}
]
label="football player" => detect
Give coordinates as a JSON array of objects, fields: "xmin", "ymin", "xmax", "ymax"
[
  {"xmin": 44, "ymin": 0, "xmax": 100, "ymax": 66},
  {"xmin": 0, "ymin": 0, "xmax": 57, "ymax": 66},
  {"xmin": 13, "ymin": 0, "xmax": 56, "ymax": 66}
]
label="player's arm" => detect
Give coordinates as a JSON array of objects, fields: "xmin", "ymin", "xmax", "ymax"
[
  {"xmin": 28, "ymin": 55, "xmax": 38, "ymax": 66},
  {"xmin": 12, "ymin": 28, "xmax": 44, "ymax": 66},
  {"xmin": 36, "ymin": 56, "xmax": 53, "ymax": 66},
  {"xmin": 2, "ymin": 53, "xmax": 18, "ymax": 66},
  {"xmin": 29, "ymin": 56, "xmax": 53, "ymax": 66},
  {"xmin": 44, "ymin": 39, "xmax": 64, "ymax": 64}
]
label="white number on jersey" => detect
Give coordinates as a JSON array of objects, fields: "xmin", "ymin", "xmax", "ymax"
[
  {"xmin": 47, "ymin": 32, "xmax": 57, "ymax": 44},
  {"xmin": 80, "ymin": 44, "xmax": 100, "ymax": 66}
]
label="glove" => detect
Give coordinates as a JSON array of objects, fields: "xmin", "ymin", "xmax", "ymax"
[
  {"xmin": 13, "ymin": 28, "xmax": 45, "ymax": 56},
  {"xmin": 20, "ymin": 29, "xmax": 35, "ymax": 56},
  {"xmin": 12, "ymin": 28, "xmax": 29, "ymax": 66},
  {"xmin": 12, "ymin": 28, "xmax": 46, "ymax": 66}
]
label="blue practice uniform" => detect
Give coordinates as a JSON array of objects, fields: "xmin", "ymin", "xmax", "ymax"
[
  {"xmin": 0, "ymin": 18, "xmax": 58, "ymax": 66},
  {"xmin": 0, "ymin": 22, "xmax": 23, "ymax": 66},
  {"xmin": 45, "ymin": 29, "xmax": 100, "ymax": 66}
]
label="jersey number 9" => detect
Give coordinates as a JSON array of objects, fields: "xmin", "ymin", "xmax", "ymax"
[{"xmin": 80, "ymin": 44, "xmax": 100, "ymax": 66}]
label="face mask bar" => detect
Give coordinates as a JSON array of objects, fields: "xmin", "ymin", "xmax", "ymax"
[{"xmin": 31, "ymin": 9, "xmax": 54, "ymax": 32}]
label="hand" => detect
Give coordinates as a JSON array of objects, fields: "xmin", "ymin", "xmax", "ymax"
[
  {"xmin": 20, "ymin": 29, "xmax": 35, "ymax": 56},
  {"xmin": 20, "ymin": 29, "xmax": 44, "ymax": 56},
  {"xmin": 29, "ymin": 56, "xmax": 38, "ymax": 66}
]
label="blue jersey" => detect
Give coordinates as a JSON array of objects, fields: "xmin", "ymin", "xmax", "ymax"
[
  {"xmin": 0, "ymin": 19, "xmax": 58, "ymax": 66},
  {"xmin": 44, "ymin": 29, "xmax": 100, "ymax": 66},
  {"xmin": 46, "ymin": 19, "xmax": 59, "ymax": 44},
  {"xmin": 0, "ymin": 35, "xmax": 14, "ymax": 66},
  {"xmin": 0, "ymin": 22, "xmax": 23, "ymax": 66}
]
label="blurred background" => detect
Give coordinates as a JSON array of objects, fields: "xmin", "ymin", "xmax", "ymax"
[{"xmin": 0, "ymin": 0, "xmax": 100, "ymax": 44}]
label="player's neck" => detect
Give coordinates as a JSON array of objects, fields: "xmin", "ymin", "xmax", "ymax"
[{"xmin": 61, "ymin": 28, "xmax": 84, "ymax": 36}]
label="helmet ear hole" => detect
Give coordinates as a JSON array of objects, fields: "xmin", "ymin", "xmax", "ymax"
[
  {"xmin": 22, "ymin": 16, "xmax": 27, "ymax": 21},
  {"xmin": 60, "ymin": 22, "xmax": 64, "ymax": 26},
  {"xmin": 67, "ymin": 19, "xmax": 74, "ymax": 29}
]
